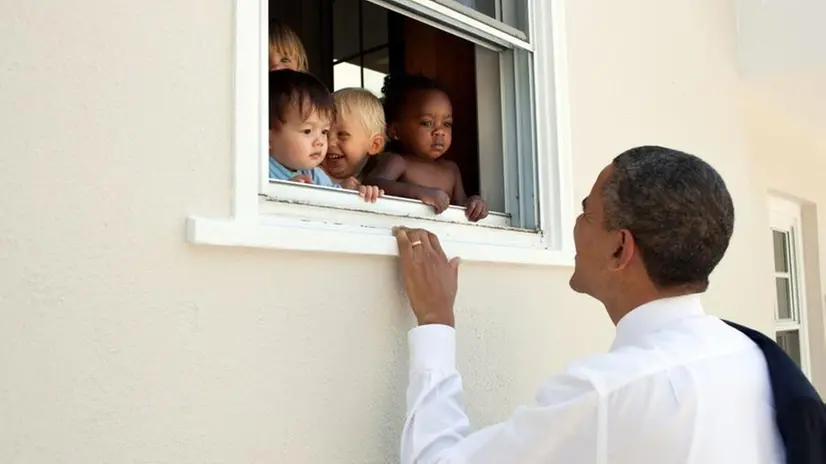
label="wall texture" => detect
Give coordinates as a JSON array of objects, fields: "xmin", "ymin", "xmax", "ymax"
[
  {"xmin": 745, "ymin": 92, "xmax": 826, "ymax": 392},
  {"xmin": 0, "ymin": 0, "xmax": 806, "ymax": 462}
]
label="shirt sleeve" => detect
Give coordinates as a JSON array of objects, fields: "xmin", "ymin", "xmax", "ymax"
[{"xmin": 401, "ymin": 325, "xmax": 602, "ymax": 464}]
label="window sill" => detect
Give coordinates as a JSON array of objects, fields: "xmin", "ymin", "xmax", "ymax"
[
  {"xmin": 264, "ymin": 179, "xmax": 513, "ymax": 227},
  {"xmin": 186, "ymin": 210, "xmax": 575, "ymax": 267}
]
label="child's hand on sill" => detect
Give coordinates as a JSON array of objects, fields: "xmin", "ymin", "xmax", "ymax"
[
  {"xmin": 341, "ymin": 176, "xmax": 383, "ymax": 203},
  {"xmin": 420, "ymin": 188, "xmax": 451, "ymax": 214},
  {"xmin": 358, "ymin": 184, "xmax": 383, "ymax": 203},
  {"xmin": 465, "ymin": 195, "xmax": 489, "ymax": 222},
  {"xmin": 339, "ymin": 176, "xmax": 360, "ymax": 190},
  {"xmin": 289, "ymin": 174, "xmax": 313, "ymax": 184}
]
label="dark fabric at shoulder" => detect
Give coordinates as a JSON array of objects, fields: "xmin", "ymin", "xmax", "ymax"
[{"xmin": 724, "ymin": 320, "xmax": 826, "ymax": 464}]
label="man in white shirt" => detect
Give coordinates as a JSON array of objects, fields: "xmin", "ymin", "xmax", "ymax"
[{"xmin": 392, "ymin": 146, "xmax": 784, "ymax": 463}]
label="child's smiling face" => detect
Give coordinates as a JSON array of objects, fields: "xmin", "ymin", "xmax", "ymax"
[
  {"xmin": 270, "ymin": 106, "xmax": 331, "ymax": 171},
  {"xmin": 391, "ymin": 89, "xmax": 453, "ymax": 160},
  {"xmin": 324, "ymin": 111, "xmax": 384, "ymax": 180}
]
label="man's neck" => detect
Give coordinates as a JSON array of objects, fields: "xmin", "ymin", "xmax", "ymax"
[{"xmin": 603, "ymin": 286, "xmax": 700, "ymax": 326}]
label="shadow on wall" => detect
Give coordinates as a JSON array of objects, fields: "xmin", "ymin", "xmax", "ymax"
[{"xmin": 801, "ymin": 202, "xmax": 826, "ymax": 394}]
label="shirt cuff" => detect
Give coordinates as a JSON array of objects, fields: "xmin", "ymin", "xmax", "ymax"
[{"xmin": 409, "ymin": 324, "xmax": 457, "ymax": 373}]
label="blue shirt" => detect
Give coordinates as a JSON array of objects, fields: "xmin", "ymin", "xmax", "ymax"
[{"xmin": 268, "ymin": 157, "xmax": 340, "ymax": 188}]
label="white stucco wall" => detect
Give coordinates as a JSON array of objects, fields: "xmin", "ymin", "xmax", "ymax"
[
  {"xmin": 736, "ymin": 0, "xmax": 826, "ymax": 76},
  {"xmin": 745, "ymin": 92, "xmax": 826, "ymax": 392},
  {"xmin": 0, "ymin": 0, "xmax": 799, "ymax": 462}
]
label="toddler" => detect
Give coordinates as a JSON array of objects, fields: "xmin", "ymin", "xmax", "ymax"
[
  {"xmin": 323, "ymin": 88, "xmax": 387, "ymax": 190},
  {"xmin": 363, "ymin": 74, "xmax": 488, "ymax": 221},
  {"xmin": 269, "ymin": 70, "xmax": 381, "ymax": 202},
  {"xmin": 269, "ymin": 19, "xmax": 308, "ymax": 72}
]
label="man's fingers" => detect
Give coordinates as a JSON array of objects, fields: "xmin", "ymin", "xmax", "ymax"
[
  {"xmin": 429, "ymin": 231, "xmax": 447, "ymax": 260},
  {"xmin": 394, "ymin": 227, "xmax": 434, "ymax": 261},
  {"xmin": 393, "ymin": 227, "xmax": 414, "ymax": 259},
  {"xmin": 450, "ymin": 257, "xmax": 461, "ymax": 278},
  {"xmin": 407, "ymin": 228, "xmax": 434, "ymax": 253}
]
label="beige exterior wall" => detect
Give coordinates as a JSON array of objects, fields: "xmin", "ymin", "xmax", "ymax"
[
  {"xmin": 0, "ymin": 0, "xmax": 819, "ymax": 462},
  {"xmin": 745, "ymin": 93, "xmax": 826, "ymax": 392}
]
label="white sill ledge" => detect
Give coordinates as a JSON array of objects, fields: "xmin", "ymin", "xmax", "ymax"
[
  {"xmin": 189, "ymin": 177, "xmax": 574, "ymax": 266},
  {"xmin": 186, "ymin": 214, "xmax": 575, "ymax": 267},
  {"xmin": 264, "ymin": 179, "xmax": 513, "ymax": 227}
]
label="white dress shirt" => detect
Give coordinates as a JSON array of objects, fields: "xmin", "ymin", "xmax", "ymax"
[{"xmin": 401, "ymin": 294, "xmax": 784, "ymax": 463}]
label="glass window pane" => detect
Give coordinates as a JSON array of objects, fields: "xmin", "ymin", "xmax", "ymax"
[
  {"xmin": 773, "ymin": 230, "xmax": 789, "ymax": 273},
  {"xmin": 500, "ymin": 0, "xmax": 528, "ymax": 32},
  {"xmin": 332, "ymin": 0, "xmax": 389, "ymax": 95},
  {"xmin": 453, "ymin": 0, "xmax": 495, "ymax": 17},
  {"xmin": 333, "ymin": 0, "xmax": 361, "ymax": 63},
  {"xmin": 776, "ymin": 330, "xmax": 802, "ymax": 367},
  {"xmin": 449, "ymin": 0, "xmax": 528, "ymax": 32},
  {"xmin": 361, "ymin": 1, "xmax": 389, "ymax": 50},
  {"xmin": 333, "ymin": 60, "xmax": 364, "ymax": 91},
  {"xmin": 775, "ymin": 277, "xmax": 793, "ymax": 320},
  {"xmin": 361, "ymin": 48, "xmax": 389, "ymax": 97}
]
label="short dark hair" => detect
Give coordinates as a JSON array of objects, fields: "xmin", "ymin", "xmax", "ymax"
[
  {"xmin": 602, "ymin": 146, "xmax": 735, "ymax": 291},
  {"xmin": 381, "ymin": 73, "xmax": 447, "ymax": 124},
  {"xmin": 269, "ymin": 69, "xmax": 335, "ymax": 128}
]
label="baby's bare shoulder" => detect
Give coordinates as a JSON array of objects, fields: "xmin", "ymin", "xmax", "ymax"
[
  {"xmin": 377, "ymin": 151, "xmax": 404, "ymax": 161},
  {"xmin": 376, "ymin": 152, "xmax": 407, "ymax": 168},
  {"xmin": 366, "ymin": 152, "xmax": 408, "ymax": 180}
]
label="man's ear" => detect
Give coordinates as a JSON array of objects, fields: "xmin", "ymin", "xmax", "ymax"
[
  {"xmin": 611, "ymin": 229, "xmax": 636, "ymax": 271},
  {"xmin": 367, "ymin": 134, "xmax": 385, "ymax": 155}
]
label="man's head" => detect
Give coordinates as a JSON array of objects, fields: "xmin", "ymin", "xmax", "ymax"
[
  {"xmin": 323, "ymin": 88, "xmax": 386, "ymax": 181},
  {"xmin": 569, "ymin": 146, "xmax": 735, "ymax": 307}
]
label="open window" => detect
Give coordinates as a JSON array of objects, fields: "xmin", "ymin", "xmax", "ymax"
[
  {"xmin": 186, "ymin": 0, "xmax": 574, "ymax": 265},
  {"xmin": 268, "ymin": 0, "xmax": 538, "ymax": 229}
]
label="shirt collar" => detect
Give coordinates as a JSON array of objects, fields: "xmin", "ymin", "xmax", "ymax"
[
  {"xmin": 611, "ymin": 293, "xmax": 705, "ymax": 350},
  {"xmin": 270, "ymin": 156, "xmax": 297, "ymax": 174}
]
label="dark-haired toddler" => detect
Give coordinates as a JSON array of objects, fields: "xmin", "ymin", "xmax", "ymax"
[
  {"xmin": 269, "ymin": 69, "xmax": 381, "ymax": 202},
  {"xmin": 363, "ymin": 74, "xmax": 488, "ymax": 221}
]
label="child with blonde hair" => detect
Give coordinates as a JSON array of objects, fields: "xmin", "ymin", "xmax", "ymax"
[
  {"xmin": 269, "ymin": 19, "xmax": 308, "ymax": 72},
  {"xmin": 323, "ymin": 88, "xmax": 387, "ymax": 191}
]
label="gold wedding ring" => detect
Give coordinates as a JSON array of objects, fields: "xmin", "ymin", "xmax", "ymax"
[{"xmin": 411, "ymin": 240, "xmax": 423, "ymax": 248}]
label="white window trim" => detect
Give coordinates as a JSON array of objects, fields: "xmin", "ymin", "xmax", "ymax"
[
  {"xmin": 373, "ymin": 0, "xmax": 531, "ymax": 51},
  {"xmin": 186, "ymin": 0, "xmax": 576, "ymax": 267},
  {"xmin": 768, "ymin": 195, "xmax": 812, "ymax": 377}
]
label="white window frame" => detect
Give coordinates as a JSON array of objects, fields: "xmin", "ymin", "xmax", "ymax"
[
  {"xmin": 768, "ymin": 196, "xmax": 811, "ymax": 377},
  {"xmin": 186, "ymin": 0, "xmax": 575, "ymax": 266}
]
